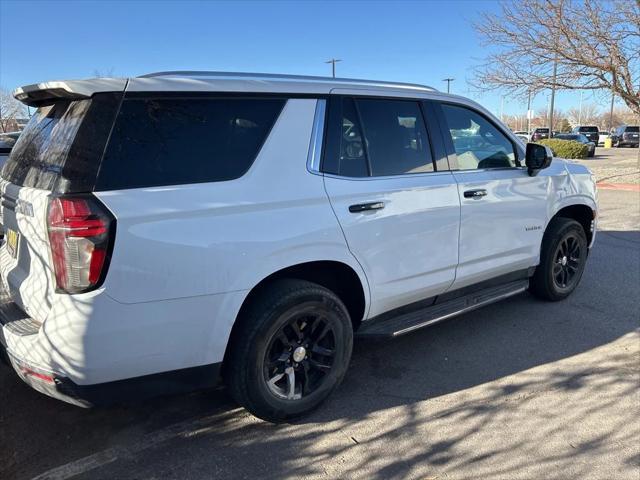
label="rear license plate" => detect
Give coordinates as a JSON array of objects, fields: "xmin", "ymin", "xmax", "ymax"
[{"xmin": 6, "ymin": 228, "xmax": 19, "ymax": 259}]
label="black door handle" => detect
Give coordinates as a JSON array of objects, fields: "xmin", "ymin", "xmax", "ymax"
[
  {"xmin": 463, "ymin": 189, "xmax": 488, "ymax": 199},
  {"xmin": 349, "ymin": 202, "xmax": 385, "ymax": 213}
]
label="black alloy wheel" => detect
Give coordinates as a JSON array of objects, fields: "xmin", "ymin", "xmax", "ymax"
[
  {"xmin": 530, "ymin": 217, "xmax": 588, "ymax": 301},
  {"xmin": 552, "ymin": 233, "xmax": 583, "ymax": 291},
  {"xmin": 264, "ymin": 313, "xmax": 336, "ymax": 400},
  {"xmin": 226, "ymin": 279, "xmax": 353, "ymax": 422}
]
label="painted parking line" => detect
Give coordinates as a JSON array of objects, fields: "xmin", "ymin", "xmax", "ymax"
[
  {"xmin": 31, "ymin": 408, "xmax": 243, "ymax": 480},
  {"xmin": 597, "ymin": 183, "xmax": 640, "ymax": 192}
]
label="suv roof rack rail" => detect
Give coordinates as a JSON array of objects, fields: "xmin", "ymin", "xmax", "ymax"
[{"xmin": 138, "ymin": 71, "xmax": 437, "ymax": 91}]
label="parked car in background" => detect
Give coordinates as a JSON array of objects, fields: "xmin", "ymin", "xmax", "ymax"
[
  {"xmin": 553, "ymin": 133, "xmax": 596, "ymax": 157},
  {"xmin": 0, "ymin": 131, "xmax": 20, "ymax": 169},
  {"xmin": 531, "ymin": 127, "xmax": 550, "ymax": 141},
  {"xmin": 0, "ymin": 72, "xmax": 597, "ymax": 422},
  {"xmin": 611, "ymin": 125, "xmax": 639, "ymax": 148},
  {"xmin": 513, "ymin": 131, "xmax": 529, "ymax": 143},
  {"xmin": 572, "ymin": 126, "xmax": 599, "ymax": 145}
]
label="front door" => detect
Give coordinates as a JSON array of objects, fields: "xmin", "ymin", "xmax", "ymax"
[
  {"xmin": 436, "ymin": 101, "xmax": 549, "ymax": 289},
  {"xmin": 322, "ymin": 96, "xmax": 461, "ymax": 318}
]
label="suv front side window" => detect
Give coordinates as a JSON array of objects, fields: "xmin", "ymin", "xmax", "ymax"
[{"xmin": 441, "ymin": 103, "xmax": 517, "ymax": 170}]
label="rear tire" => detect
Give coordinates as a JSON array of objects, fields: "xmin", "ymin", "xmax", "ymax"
[
  {"xmin": 225, "ymin": 279, "xmax": 353, "ymax": 422},
  {"xmin": 530, "ymin": 218, "xmax": 588, "ymax": 301}
]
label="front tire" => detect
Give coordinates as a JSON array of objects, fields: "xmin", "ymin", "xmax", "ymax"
[
  {"xmin": 530, "ymin": 218, "xmax": 588, "ymax": 301},
  {"xmin": 225, "ymin": 279, "xmax": 353, "ymax": 422}
]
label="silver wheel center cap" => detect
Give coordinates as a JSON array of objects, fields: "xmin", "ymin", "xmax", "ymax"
[
  {"xmin": 292, "ymin": 346, "xmax": 306, "ymax": 363},
  {"xmin": 561, "ymin": 256, "xmax": 568, "ymax": 266}
]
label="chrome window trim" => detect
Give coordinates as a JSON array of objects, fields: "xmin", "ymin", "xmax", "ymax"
[
  {"xmin": 322, "ymin": 170, "xmax": 455, "ymax": 182},
  {"xmin": 452, "ymin": 166, "xmax": 528, "ymax": 174},
  {"xmin": 307, "ymin": 99, "xmax": 326, "ymax": 174}
]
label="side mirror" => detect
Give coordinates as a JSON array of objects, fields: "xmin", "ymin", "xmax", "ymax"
[{"xmin": 525, "ymin": 143, "xmax": 553, "ymax": 176}]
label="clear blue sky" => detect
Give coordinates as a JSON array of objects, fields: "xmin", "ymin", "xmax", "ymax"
[{"xmin": 0, "ymin": 0, "xmax": 617, "ymax": 117}]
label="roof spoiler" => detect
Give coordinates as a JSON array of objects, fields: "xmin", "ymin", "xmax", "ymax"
[
  {"xmin": 13, "ymin": 78, "xmax": 128, "ymax": 107},
  {"xmin": 14, "ymin": 82, "xmax": 90, "ymax": 107}
]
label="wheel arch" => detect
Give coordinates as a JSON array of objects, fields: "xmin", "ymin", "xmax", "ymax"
[
  {"xmin": 549, "ymin": 202, "xmax": 596, "ymax": 246},
  {"xmin": 221, "ymin": 260, "xmax": 368, "ymax": 371},
  {"xmin": 240, "ymin": 260, "xmax": 367, "ymax": 329}
]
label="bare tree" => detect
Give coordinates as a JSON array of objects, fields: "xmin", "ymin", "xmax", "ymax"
[
  {"xmin": 0, "ymin": 87, "xmax": 28, "ymax": 133},
  {"xmin": 597, "ymin": 107, "xmax": 639, "ymax": 130},
  {"xmin": 566, "ymin": 103, "xmax": 601, "ymax": 126},
  {"xmin": 473, "ymin": 0, "xmax": 640, "ymax": 115}
]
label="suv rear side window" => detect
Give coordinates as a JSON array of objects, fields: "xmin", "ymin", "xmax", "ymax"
[
  {"xmin": 441, "ymin": 104, "xmax": 517, "ymax": 169},
  {"xmin": 95, "ymin": 96, "xmax": 285, "ymax": 190},
  {"xmin": 324, "ymin": 97, "xmax": 434, "ymax": 177}
]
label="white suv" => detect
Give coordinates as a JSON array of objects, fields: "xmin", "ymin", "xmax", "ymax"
[{"xmin": 0, "ymin": 72, "xmax": 597, "ymax": 421}]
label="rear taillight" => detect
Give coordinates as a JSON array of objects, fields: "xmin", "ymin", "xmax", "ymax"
[{"xmin": 47, "ymin": 195, "xmax": 115, "ymax": 293}]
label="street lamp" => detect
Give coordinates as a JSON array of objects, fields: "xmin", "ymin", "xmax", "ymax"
[
  {"xmin": 325, "ymin": 59, "xmax": 342, "ymax": 78},
  {"xmin": 442, "ymin": 78, "xmax": 454, "ymax": 93}
]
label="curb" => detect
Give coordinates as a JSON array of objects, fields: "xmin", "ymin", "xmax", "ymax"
[{"xmin": 596, "ymin": 183, "xmax": 640, "ymax": 192}]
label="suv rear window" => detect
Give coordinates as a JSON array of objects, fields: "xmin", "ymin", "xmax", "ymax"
[
  {"xmin": 625, "ymin": 126, "xmax": 639, "ymax": 133},
  {"xmin": 95, "ymin": 96, "xmax": 285, "ymax": 190},
  {"xmin": 578, "ymin": 126, "xmax": 598, "ymax": 132},
  {"xmin": 1, "ymin": 93, "xmax": 121, "ymax": 192}
]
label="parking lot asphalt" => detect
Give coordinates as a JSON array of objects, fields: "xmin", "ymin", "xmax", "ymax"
[
  {"xmin": 1, "ymin": 151, "xmax": 639, "ymax": 480},
  {"xmin": 576, "ymin": 146, "xmax": 640, "ymax": 185}
]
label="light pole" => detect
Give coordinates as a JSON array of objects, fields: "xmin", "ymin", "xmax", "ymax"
[
  {"xmin": 578, "ymin": 90, "xmax": 583, "ymax": 125},
  {"xmin": 608, "ymin": 76, "xmax": 616, "ymax": 131},
  {"xmin": 548, "ymin": 55, "xmax": 558, "ymax": 135},
  {"xmin": 526, "ymin": 89, "xmax": 533, "ymax": 135},
  {"xmin": 442, "ymin": 78, "xmax": 454, "ymax": 93},
  {"xmin": 325, "ymin": 59, "xmax": 342, "ymax": 78}
]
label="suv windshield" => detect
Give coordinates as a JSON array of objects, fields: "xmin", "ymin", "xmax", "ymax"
[{"xmin": 1, "ymin": 93, "xmax": 121, "ymax": 192}]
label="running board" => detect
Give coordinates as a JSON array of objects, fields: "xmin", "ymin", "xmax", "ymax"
[{"xmin": 356, "ymin": 280, "xmax": 529, "ymax": 338}]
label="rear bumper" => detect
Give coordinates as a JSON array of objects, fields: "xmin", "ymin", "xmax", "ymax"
[
  {"xmin": 0, "ymin": 283, "xmax": 222, "ymax": 407},
  {"xmin": 1, "ymin": 339, "xmax": 221, "ymax": 407}
]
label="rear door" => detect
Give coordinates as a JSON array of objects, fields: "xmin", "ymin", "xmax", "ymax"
[
  {"xmin": 436, "ymin": 101, "xmax": 548, "ymax": 289},
  {"xmin": 322, "ymin": 96, "xmax": 460, "ymax": 317},
  {"xmin": 0, "ymin": 93, "xmax": 121, "ymax": 322}
]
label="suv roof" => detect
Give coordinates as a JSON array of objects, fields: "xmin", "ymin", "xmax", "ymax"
[{"xmin": 14, "ymin": 71, "xmax": 439, "ymax": 107}]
